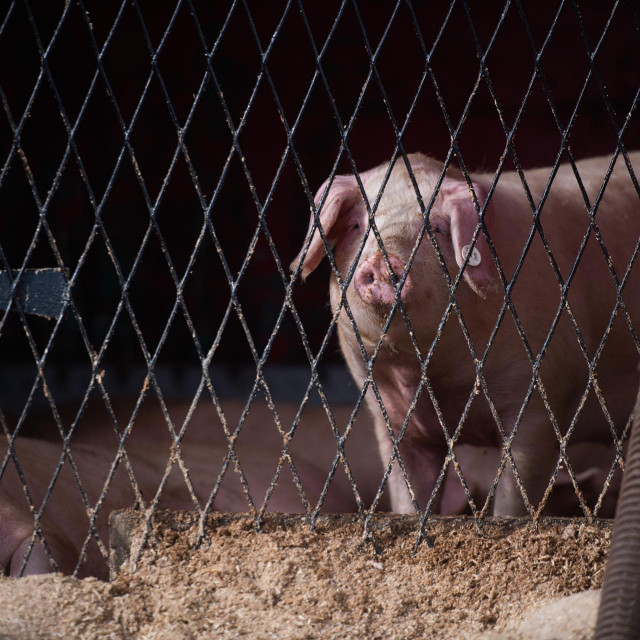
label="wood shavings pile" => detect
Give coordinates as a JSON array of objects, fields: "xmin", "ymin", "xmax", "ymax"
[{"xmin": 0, "ymin": 514, "xmax": 610, "ymax": 639}]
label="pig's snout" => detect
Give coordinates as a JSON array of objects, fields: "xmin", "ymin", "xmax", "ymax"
[{"xmin": 354, "ymin": 253, "xmax": 412, "ymax": 307}]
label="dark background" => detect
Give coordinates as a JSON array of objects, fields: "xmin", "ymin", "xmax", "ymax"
[{"xmin": 0, "ymin": 0, "xmax": 638, "ymax": 415}]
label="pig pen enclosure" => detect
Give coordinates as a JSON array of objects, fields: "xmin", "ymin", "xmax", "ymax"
[{"xmin": 1, "ymin": 1, "xmax": 640, "ymax": 638}]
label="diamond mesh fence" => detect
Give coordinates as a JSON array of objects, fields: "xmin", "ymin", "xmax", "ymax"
[{"xmin": 0, "ymin": 0, "xmax": 639, "ymax": 577}]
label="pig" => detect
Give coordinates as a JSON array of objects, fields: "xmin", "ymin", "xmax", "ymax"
[
  {"xmin": 292, "ymin": 152, "xmax": 640, "ymax": 516},
  {"xmin": 0, "ymin": 400, "xmax": 383, "ymax": 578}
]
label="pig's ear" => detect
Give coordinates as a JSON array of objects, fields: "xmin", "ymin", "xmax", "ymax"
[
  {"xmin": 290, "ymin": 175, "xmax": 363, "ymax": 280},
  {"xmin": 440, "ymin": 178, "xmax": 497, "ymax": 298}
]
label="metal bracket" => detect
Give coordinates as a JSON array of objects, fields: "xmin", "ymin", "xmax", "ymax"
[{"xmin": 0, "ymin": 269, "xmax": 69, "ymax": 319}]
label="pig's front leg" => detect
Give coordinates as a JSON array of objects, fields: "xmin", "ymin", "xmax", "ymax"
[
  {"xmin": 493, "ymin": 415, "xmax": 559, "ymax": 516},
  {"xmin": 376, "ymin": 425, "xmax": 447, "ymax": 514}
]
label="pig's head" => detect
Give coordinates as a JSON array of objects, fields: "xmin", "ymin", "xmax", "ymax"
[{"xmin": 291, "ymin": 154, "xmax": 496, "ymax": 351}]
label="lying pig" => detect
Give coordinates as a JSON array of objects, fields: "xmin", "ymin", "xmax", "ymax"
[
  {"xmin": 0, "ymin": 401, "xmax": 381, "ymax": 578},
  {"xmin": 292, "ymin": 152, "xmax": 639, "ymax": 516}
]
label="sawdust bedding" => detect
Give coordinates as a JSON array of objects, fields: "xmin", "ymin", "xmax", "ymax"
[{"xmin": 0, "ymin": 513, "xmax": 609, "ymax": 639}]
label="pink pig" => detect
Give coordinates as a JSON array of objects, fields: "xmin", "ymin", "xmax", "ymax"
[{"xmin": 292, "ymin": 152, "xmax": 640, "ymax": 516}]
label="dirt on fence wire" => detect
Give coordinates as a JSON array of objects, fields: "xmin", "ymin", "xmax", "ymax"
[{"xmin": 0, "ymin": 512, "xmax": 610, "ymax": 640}]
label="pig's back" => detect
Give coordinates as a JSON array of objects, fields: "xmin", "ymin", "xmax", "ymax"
[{"xmin": 478, "ymin": 154, "xmax": 640, "ymax": 438}]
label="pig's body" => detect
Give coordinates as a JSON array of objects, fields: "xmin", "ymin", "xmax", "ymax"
[
  {"xmin": 294, "ymin": 152, "xmax": 640, "ymax": 515},
  {"xmin": 0, "ymin": 401, "xmax": 384, "ymax": 578}
]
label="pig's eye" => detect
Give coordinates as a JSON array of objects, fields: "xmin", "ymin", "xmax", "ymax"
[
  {"xmin": 434, "ymin": 226, "xmax": 442, "ymax": 234},
  {"xmin": 353, "ymin": 223, "xmax": 360, "ymax": 230}
]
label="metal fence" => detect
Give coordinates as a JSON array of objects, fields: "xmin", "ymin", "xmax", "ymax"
[{"xmin": 1, "ymin": 0, "xmax": 639, "ymax": 577}]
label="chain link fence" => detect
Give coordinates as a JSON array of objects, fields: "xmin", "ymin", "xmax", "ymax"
[{"xmin": 1, "ymin": 0, "xmax": 639, "ymax": 577}]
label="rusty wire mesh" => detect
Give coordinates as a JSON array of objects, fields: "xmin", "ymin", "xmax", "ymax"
[{"xmin": 0, "ymin": 0, "xmax": 639, "ymax": 577}]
